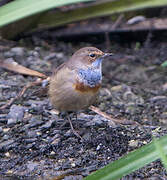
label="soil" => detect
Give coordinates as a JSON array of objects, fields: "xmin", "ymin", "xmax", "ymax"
[{"xmin": 1, "ymin": 33, "xmax": 167, "ymax": 180}]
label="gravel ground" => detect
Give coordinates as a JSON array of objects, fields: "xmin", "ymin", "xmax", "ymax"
[{"xmin": 0, "ymin": 38, "xmax": 167, "ymax": 179}]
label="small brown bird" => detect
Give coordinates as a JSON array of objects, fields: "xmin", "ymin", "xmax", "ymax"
[
  {"xmin": 49, "ymin": 47, "xmax": 112, "ymax": 111},
  {"xmin": 49, "ymin": 47, "xmax": 112, "ymax": 137}
]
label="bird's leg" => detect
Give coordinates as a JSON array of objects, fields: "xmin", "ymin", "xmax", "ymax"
[
  {"xmin": 59, "ymin": 112, "xmax": 69, "ymax": 128},
  {"xmin": 73, "ymin": 112, "xmax": 80, "ymax": 129},
  {"xmin": 59, "ymin": 112, "xmax": 82, "ymax": 139},
  {"xmin": 67, "ymin": 114, "xmax": 82, "ymax": 140}
]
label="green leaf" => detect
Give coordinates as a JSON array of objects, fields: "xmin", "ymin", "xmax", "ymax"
[
  {"xmin": 153, "ymin": 136, "xmax": 167, "ymax": 170},
  {"xmin": 84, "ymin": 134, "xmax": 167, "ymax": 180},
  {"xmin": 0, "ymin": 0, "xmax": 91, "ymax": 27},
  {"xmin": 32, "ymin": 0, "xmax": 167, "ymax": 32},
  {"xmin": 1, "ymin": 0, "xmax": 167, "ymax": 39},
  {"xmin": 161, "ymin": 61, "xmax": 167, "ymax": 67}
]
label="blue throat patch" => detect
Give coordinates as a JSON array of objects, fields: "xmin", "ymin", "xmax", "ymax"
[
  {"xmin": 78, "ymin": 68, "xmax": 102, "ymax": 87},
  {"xmin": 78, "ymin": 58, "xmax": 102, "ymax": 87}
]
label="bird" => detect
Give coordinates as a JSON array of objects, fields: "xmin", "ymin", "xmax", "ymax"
[
  {"xmin": 49, "ymin": 47, "xmax": 112, "ymax": 111},
  {"xmin": 49, "ymin": 47, "xmax": 112, "ymax": 138}
]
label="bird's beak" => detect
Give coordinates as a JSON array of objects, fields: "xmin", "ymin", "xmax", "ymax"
[{"xmin": 101, "ymin": 53, "xmax": 113, "ymax": 58}]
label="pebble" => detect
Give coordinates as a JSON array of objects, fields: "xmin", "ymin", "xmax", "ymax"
[
  {"xmin": 11, "ymin": 47, "xmax": 26, "ymax": 57},
  {"xmin": 149, "ymin": 96, "xmax": 167, "ymax": 103},
  {"xmin": 4, "ymin": 51, "xmax": 15, "ymax": 58},
  {"xmin": 26, "ymin": 161, "xmax": 38, "ymax": 172},
  {"xmin": 25, "ymin": 138, "xmax": 38, "ymax": 144},
  {"xmin": 44, "ymin": 52, "xmax": 63, "ymax": 61},
  {"xmin": 28, "ymin": 50, "xmax": 39, "ymax": 57},
  {"xmin": 26, "ymin": 100, "xmax": 47, "ymax": 113},
  {"xmin": 0, "ymin": 140, "xmax": 14, "ymax": 151},
  {"xmin": 28, "ymin": 117, "xmax": 44, "ymax": 128},
  {"xmin": 27, "ymin": 131, "xmax": 38, "ymax": 138},
  {"xmin": 40, "ymin": 120, "xmax": 56, "ymax": 130},
  {"xmin": 7, "ymin": 118, "xmax": 17, "ymax": 125},
  {"xmin": 85, "ymin": 115, "xmax": 107, "ymax": 127},
  {"xmin": 7, "ymin": 105, "xmax": 25, "ymax": 124},
  {"xmin": 0, "ymin": 127, "xmax": 3, "ymax": 133}
]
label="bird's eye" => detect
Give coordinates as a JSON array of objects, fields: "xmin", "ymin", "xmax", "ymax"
[{"xmin": 89, "ymin": 53, "xmax": 96, "ymax": 58}]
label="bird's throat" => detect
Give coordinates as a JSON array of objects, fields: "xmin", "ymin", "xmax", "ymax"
[{"xmin": 78, "ymin": 67, "xmax": 102, "ymax": 87}]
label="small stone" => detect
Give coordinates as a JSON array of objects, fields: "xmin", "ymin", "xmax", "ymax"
[
  {"xmin": 5, "ymin": 152, "xmax": 10, "ymax": 157},
  {"xmin": 25, "ymin": 138, "xmax": 37, "ymax": 144},
  {"xmin": 34, "ymin": 47, "xmax": 41, "ymax": 52},
  {"xmin": 149, "ymin": 96, "xmax": 167, "ymax": 103},
  {"xmin": 44, "ymin": 52, "xmax": 63, "ymax": 61},
  {"xmin": 7, "ymin": 118, "xmax": 17, "ymax": 125},
  {"xmin": 28, "ymin": 117, "xmax": 44, "ymax": 128},
  {"xmin": 0, "ymin": 140, "xmax": 14, "ymax": 151},
  {"xmin": 4, "ymin": 51, "xmax": 15, "ymax": 58},
  {"xmin": 8, "ymin": 105, "xmax": 25, "ymax": 123},
  {"xmin": 6, "ymin": 170, "xmax": 13, "ymax": 174},
  {"xmin": 51, "ymin": 137, "xmax": 60, "ymax": 146},
  {"xmin": 3, "ymin": 128, "xmax": 10, "ymax": 133},
  {"xmin": 129, "ymin": 140, "xmax": 138, "ymax": 147},
  {"xmin": 3, "ymin": 134, "xmax": 10, "ymax": 140},
  {"xmin": 40, "ymin": 120, "xmax": 55, "ymax": 130},
  {"xmin": 27, "ymin": 131, "xmax": 37, "ymax": 138},
  {"xmin": 111, "ymin": 85, "xmax": 122, "ymax": 91},
  {"xmin": 0, "ymin": 127, "xmax": 2, "ymax": 133},
  {"xmin": 85, "ymin": 115, "xmax": 107, "ymax": 127},
  {"xmin": 50, "ymin": 151, "xmax": 56, "ymax": 155},
  {"xmin": 127, "ymin": 16, "xmax": 146, "ymax": 25},
  {"xmin": 27, "ymin": 161, "xmax": 38, "ymax": 172},
  {"xmin": 96, "ymin": 144, "xmax": 102, "ymax": 151},
  {"xmin": 50, "ymin": 109, "xmax": 60, "ymax": 115},
  {"xmin": 71, "ymin": 162, "xmax": 76, "ymax": 167},
  {"xmin": 11, "ymin": 47, "xmax": 26, "ymax": 57},
  {"xmin": 36, "ymin": 132, "xmax": 42, "ymax": 136}
]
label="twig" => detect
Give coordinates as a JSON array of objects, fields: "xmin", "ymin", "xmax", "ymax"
[
  {"xmin": 111, "ymin": 14, "xmax": 124, "ymax": 30},
  {"xmin": 0, "ymin": 59, "xmax": 47, "ymax": 78},
  {"xmin": 89, "ymin": 105, "xmax": 139, "ymax": 125}
]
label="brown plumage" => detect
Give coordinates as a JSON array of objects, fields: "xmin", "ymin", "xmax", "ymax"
[{"xmin": 49, "ymin": 47, "xmax": 112, "ymax": 112}]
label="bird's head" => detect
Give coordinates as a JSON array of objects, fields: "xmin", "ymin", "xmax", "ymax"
[{"xmin": 69, "ymin": 47, "xmax": 113, "ymax": 70}]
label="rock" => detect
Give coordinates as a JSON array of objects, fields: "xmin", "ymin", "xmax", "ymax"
[
  {"xmin": 7, "ymin": 118, "xmax": 17, "ymax": 125},
  {"xmin": 26, "ymin": 161, "xmax": 39, "ymax": 172},
  {"xmin": 28, "ymin": 117, "xmax": 44, "ymax": 128},
  {"xmin": 149, "ymin": 96, "xmax": 167, "ymax": 103},
  {"xmin": 7, "ymin": 105, "xmax": 25, "ymax": 124},
  {"xmin": 28, "ymin": 50, "xmax": 39, "ymax": 57},
  {"xmin": 40, "ymin": 120, "xmax": 56, "ymax": 130},
  {"xmin": 0, "ymin": 127, "xmax": 3, "ymax": 133},
  {"xmin": 0, "ymin": 140, "xmax": 14, "ymax": 151},
  {"xmin": 26, "ymin": 100, "xmax": 48, "ymax": 113},
  {"xmin": 44, "ymin": 52, "xmax": 63, "ymax": 61},
  {"xmin": 10, "ymin": 47, "xmax": 26, "ymax": 57},
  {"xmin": 7, "ymin": 105, "xmax": 25, "ymax": 125},
  {"xmin": 85, "ymin": 115, "xmax": 107, "ymax": 127},
  {"xmin": 4, "ymin": 51, "xmax": 15, "ymax": 58},
  {"xmin": 27, "ymin": 131, "xmax": 38, "ymax": 138},
  {"xmin": 24, "ymin": 138, "xmax": 37, "ymax": 144}
]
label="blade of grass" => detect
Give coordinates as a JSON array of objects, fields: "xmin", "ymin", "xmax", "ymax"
[
  {"xmin": 161, "ymin": 61, "xmax": 167, "ymax": 67},
  {"xmin": 153, "ymin": 136, "xmax": 167, "ymax": 170},
  {"xmin": 84, "ymin": 134, "xmax": 167, "ymax": 180},
  {"xmin": 0, "ymin": 0, "xmax": 92, "ymax": 27},
  {"xmin": 33, "ymin": 0, "xmax": 167, "ymax": 32}
]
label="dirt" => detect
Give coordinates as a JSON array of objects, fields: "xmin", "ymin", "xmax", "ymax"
[{"xmin": 0, "ymin": 35, "xmax": 167, "ymax": 180}]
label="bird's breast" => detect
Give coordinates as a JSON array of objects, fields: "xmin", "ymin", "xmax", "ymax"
[{"xmin": 74, "ymin": 81, "xmax": 101, "ymax": 93}]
